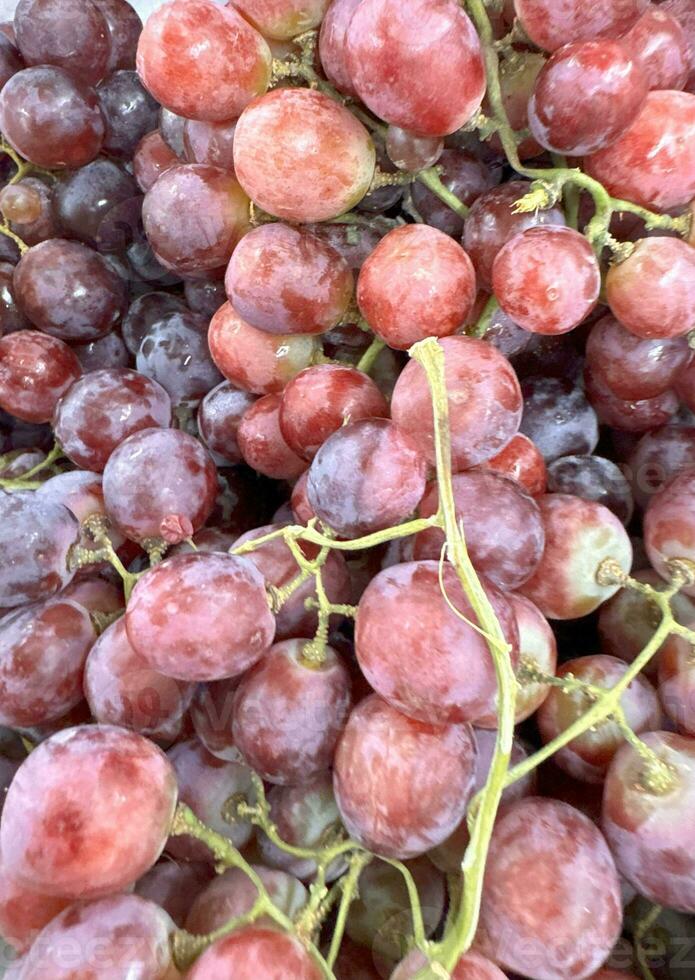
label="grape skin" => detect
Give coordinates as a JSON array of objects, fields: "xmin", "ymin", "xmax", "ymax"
[
  {"xmin": 186, "ymin": 926, "xmax": 323, "ymax": 980},
  {"xmin": 0, "ymin": 331, "xmax": 81, "ymax": 424}
]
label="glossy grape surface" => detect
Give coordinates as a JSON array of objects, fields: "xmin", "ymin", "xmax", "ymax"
[
  {"xmin": 197, "ymin": 381, "xmax": 255, "ymax": 465},
  {"xmin": 623, "ymin": 8, "xmax": 691, "ymax": 90},
  {"xmin": 520, "ymin": 376, "xmax": 599, "ymax": 462},
  {"xmin": 318, "ymin": 0, "xmax": 361, "ymax": 97},
  {"xmin": 480, "ymin": 432, "xmax": 547, "ymax": 496},
  {"xmin": 237, "ymin": 393, "xmax": 308, "ymax": 481},
  {"xmin": 186, "ymin": 927, "xmax": 322, "ymax": 980},
  {"xmin": 0, "ymin": 331, "xmax": 81, "ymax": 424},
  {"xmin": 132, "ymin": 129, "xmax": 178, "ymax": 192},
  {"xmin": 586, "ymin": 314, "xmax": 690, "ymax": 399},
  {"xmin": 185, "ymin": 865, "xmax": 307, "ymax": 934},
  {"xmin": 97, "ymin": 69, "xmax": 158, "ymax": 158},
  {"xmin": 513, "ymin": 0, "xmax": 647, "ymax": 52},
  {"xmin": 136, "ymin": 309, "xmax": 223, "ymax": 406}
]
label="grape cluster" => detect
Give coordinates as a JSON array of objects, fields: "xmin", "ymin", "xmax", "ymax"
[{"xmin": 0, "ymin": 0, "xmax": 692, "ymax": 977}]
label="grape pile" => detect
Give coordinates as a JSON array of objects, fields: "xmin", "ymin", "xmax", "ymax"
[{"xmin": 0, "ymin": 0, "xmax": 693, "ymax": 977}]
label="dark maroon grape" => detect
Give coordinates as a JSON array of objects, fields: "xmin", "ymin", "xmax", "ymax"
[
  {"xmin": 135, "ymin": 861, "xmax": 212, "ymax": 928},
  {"xmin": 71, "ymin": 330, "xmax": 130, "ymax": 372},
  {"xmin": 97, "ymin": 69, "xmax": 158, "ymax": 159},
  {"xmin": 158, "ymin": 108, "xmax": 186, "ymax": 158},
  {"xmin": 13, "ymin": 239, "xmax": 126, "ymax": 342},
  {"xmin": 482, "ymin": 307, "xmax": 532, "ymax": 360},
  {"xmin": 133, "ymin": 130, "xmax": 180, "ymax": 193},
  {"xmin": 520, "ymin": 376, "xmax": 599, "ymax": 462},
  {"xmin": 411, "ymin": 149, "xmax": 500, "ymax": 238},
  {"xmin": 0, "ymin": 33, "xmax": 23, "ymax": 91},
  {"xmin": 92, "ymin": 0, "xmax": 141, "ymax": 73},
  {"xmin": 102, "ymin": 427, "xmax": 217, "ymax": 543},
  {"xmin": 53, "ymin": 159, "xmax": 138, "ymax": 246},
  {"xmin": 53, "ymin": 367, "xmax": 172, "ymax": 472},
  {"xmin": 627, "ymin": 426, "xmax": 695, "ymax": 510},
  {"xmin": 197, "ymin": 381, "xmax": 255, "ymax": 464},
  {"xmin": 0, "ymin": 66, "xmax": 105, "ymax": 169},
  {"xmin": 0, "ymin": 490, "xmax": 79, "ymax": 608},
  {"xmin": 184, "ymin": 278, "xmax": 227, "ymax": 319},
  {"xmin": 121, "ymin": 291, "xmax": 187, "ymax": 356},
  {"xmin": 93, "ymin": 193, "xmax": 143, "ymax": 257},
  {"xmin": 136, "ymin": 309, "xmax": 223, "ymax": 406},
  {"xmin": 0, "ymin": 330, "xmax": 81, "ymax": 423},
  {"xmin": 0, "ymin": 262, "xmax": 28, "ymax": 335},
  {"xmin": 547, "ymin": 455, "xmax": 634, "ymax": 525},
  {"xmin": 183, "ymin": 118, "xmax": 237, "ymax": 171},
  {"xmin": 14, "ymin": 0, "xmax": 111, "ymax": 86}
]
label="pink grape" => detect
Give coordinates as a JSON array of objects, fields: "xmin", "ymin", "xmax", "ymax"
[
  {"xmin": 390, "ymin": 335, "xmax": 523, "ymax": 471},
  {"xmin": 233, "ymin": 523, "xmax": 351, "ymax": 640},
  {"xmin": 622, "ymin": 8, "xmax": 691, "ymax": 90},
  {"xmin": 0, "ymin": 331, "xmax": 81, "ymax": 424},
  {"xmin": 392, "ymin": 949, "xmax": 506, "ymax": 980},
  {"xmin": 208, "ymin": 302, "xmax": 321, "ymax": 395},
  {"xmin": 306, "ymin": 418, "xmax": 426, "ymax": 537},
  {"xmin": 132, "ymin": 129, "xmax": 178, "ymax": 192},
  {"xmin": 479, "ymin": 432, "xmax": 548, "ymax": 497},
  {"xmin": 644, "ymin": 469, "xmax": 695, "ymax": 597},
  {"xmin": 84, "ymin": 616, "xmax": 194, "ymax": 742},
  {"xmin": 317, "ymin": 0, "xmax": 360, "ymax": 98},
  {"xmin": 232, "ymin": 639, "xmax": 352, "ymax": 785},
  {"xmin": 513, "ymin": 0, "xmax": 648, "ymax": 52},
  {"xmin": 0, "ymin": 725, "xmax": 177, "ymax": 899},
  {"xmin": 231, "ymin": 0, "xmax": 330, "ymax": 40},
  {"xmin": 537, "ymin": 654, "xmax": 660, "ymax": 783},
  {"xmin": 501, "ymin": 593, "xmax": 557, "ymax": 725},
  {"xmin": 528, "ymin": 39, "xmax": 647, "ymax": 156},
  {"xmin": 0, "ymin": 598, "xmax": 94, "ymax": 728},
  {"xmin": 189, "ymin": 679, "xmax": 239, "ymax": 761},
  {"xmin": 125, "ymin": 552, "xmax": 275, "ymax": 682},
  {"xmin": 605, "ymin": 237, "xmax": 695, "ymax": 340},
  {"xmin": 166, "ymin": 738, "xmax": 254, "ymax": 861},
  {"xmin": 136, "ymin": 0, "xmax": 271, "ymax": 121},
  {"xmin": 584, "ymin": 90, "xmax": 695, "ymax": 210},
  {"xmin": 333, "ymin": 694, "xmax": 477, "ymax": 859},
  {"xmin": 659, "ymin": 630, "xmax": 695, "ymax": 735},
  {"xmin": 585, "ymin": 314, "xmax": 690, "ymax": 399},
  {"xmin": 602, "ymin": 731, "xmax": 695, "ymax": 911},
  {"xmin": 0, "ymin": 859, "xmax": 70, "ymax": 953},
  {"xmin": 584, "ymin": 364, "xmax": 679, "ymax": 433},
  {"xmin": 142, "ymin": 164, "xmax": 249, "ymax": 277},
  {"xmin": 346, "ymin": 0, "xmax": 485, "ymax": 137},
  {"xmin": 53, "ymin": 368, "xmax": 171, "ymax": 472},
  {"xmin": 232, "ymin": 88, "xmax": 375, "ymax": 222},
  {"xmin": 102, "ymin": 427, "xmax": 217, "ymax": 544},
  {"xmin": 185, "ymin": 865, "xmax": 307, "ymax": 934},
  {"xmin": 225, "ymin": 222, "xmax": 353, "ymax": 336},
  {"xmin": 356, "ymin": 225, "xmax": 476, "ymax": 350},
  {"xmin": 478, "ymin": 797, "xmax": 622, "ymax": 979},
  {"xmin": 0, "ymin": 491, "xmax": 79, "ymax": 609},
  {"xmin": 355, "ymin": 560, "xmax": 518, "ymax": 725},
  {"xmin": 279, "ymin": 364, "xmax": 388, "ymax": 461},
  {"xmin": 414, "ymin": 470, "xmax": 545, "ymax": 590},
  {"xmin": 185, "ymin": 927, "xmax": 323, "ymax": 980},
  {"xmin": 519, "ymin": 494, "xmax": 633, "ymax": 619},
  {"xmin": 237, "ymin": 393, "xmax": 308, "ymax": 481},
  {"xmin": 59, "ymin": 576, "xmax": 123, "ymax": 618},
  {"xmin": 492, "ymin": 226, "xmax": 601, "ymax": 335},
  {"xmin": 16, "ymin": 894, "xmax": 177, "ymax": 979},
  {"xmin": 386, "ymin": 126, "xmax": 443, "ymax": 172}
]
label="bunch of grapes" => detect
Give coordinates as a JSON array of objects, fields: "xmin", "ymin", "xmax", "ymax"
[{"xmin": 0, "ymin": 0, "xmax": 692, "ymax": 977}]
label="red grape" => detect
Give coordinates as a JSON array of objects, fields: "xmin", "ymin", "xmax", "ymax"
[
  {"xmin": 602, "ymin": 731, "xmax": 695, "ymax": 911},
  {"xmin": 121, "ymin": 291, "xmax": 186, "ymax": 356},
  {"xmin": 0, "ymin": 262, "xmax": 29, "ymax": 335},
  {"xmin": 0, "ymin": 34, "xmax": 23, "ymax": 92},
  {"xmin": 0, "ymin": 66, "xmax": 104, "ymax": 169},
  {"xmin": 135, "ymin": 860, "xmax": 212, "ymax": 928},
  {"xmin": 410, "ymin": 149, "xmax": 500, "ymax": 239},
  {"xmin": 333, "ymin": 694, "xmax": 477, "ymax": 858},
  {"xmin": 519, "ymin": 494, "xmax": 633, "ymax": 619},
  {"xmin": 505, "ymin": 593, "xmax": 557, "ymax": 725},
  {"xmin": 622, "ymin": 8, "xmax": 691, "ymax": 90},
  {"xmin": 16, "ymin": 894, "xmax": 177, "ymax": 979},
  {"xmin": 142, "ymin": 164, "xmax": 249, "ymax": 277},
  {"xmin": 392, "ymin": 949, "xmax": 506, "ymax": 980},
  {"xmin": 232, "ymin": 0, "xmax": 330, "ymax": 40},
  {"xmin": 385, "ymin": 126, "xmax": 443, "ymax": 172},
  {"xmin": 355, "ymin": 560, "xmax": 518, "ymax": 725},
  {"xmin": 132, "ymin": 129, "xmax": 179, "ymax": 192},
  {"xmin": 136, "ymin": 0, "xmax": 271, "ymax": 121},
  {"xmin": 605, "ymin": 237, "xmax": 695, "ymax": 340},
  {"xmin": 659, "ymin": 630, "xmax": 695, "ymax": 735},
  {"xmin": 306, "ymin": 418, "xmax": 426, "ymax": 537},
  {"xmin": 546, "ymin": 455, "xmax": 634, "ymax": 525},
  {"xmin": 197, "ymin": 381, "xmax": 255, "ymax": 465},
  {"xmin": 186, "ymin": 927, "xmax": 323, "ymax": 980},
  {"xmin": 233, "ymin": 523, "xmax": 351, "ymax": 640},
  {"xmin": 126, "ymin": 552, "xmax": 274, "ymax": 682},
  {"xmin": 59, "ymin": 575, "xmax": 123, "ymax": 617},
  {"xmin": 488, "ymin": 50, "xmax": 545, "ymax": 160},
  {"xmin": 166, "ymin": 738, "xmax": 255, "ymax": 860},
  {"xmin": 0, "ymin": 331, "xmax": 80, "ymax": 424},
  {"xmin": 189, "ymin": 678, "xmax": 239, "ymax": 761},
  {"xmin": 586, "ymin": 314, "xmax": 690, "ymax": 399},
  {"xmin": 84, "ymin": 616, "xmax": 194, "ymax": 741},
  {"xmin": 183, "ymin": 117, "xmax": 237, "ymax": 171},
  {"xmin": 677, "ymin": 360, "xmax": 695, "ymax": 414},
  {"xmin": 233, "ymin": 88, "xmax": 376, "ymax": 222},
  {"xmin": 538, "ymin": 654, "xmax": 660, "ymax": 783},
  {"xmin": 0, "ymin": 597, "xmax": 94, "ymax": 728},
  {"xmin": 232, "ymin": 639, "xmax": 351, "ymax": 784},
  {"xmin": 208, "ymin": 302, "xmax": 321, "ymax": 395},
  {"xmin": 478, "ymin": 797, "xmax": 622, "ymax": 979},
  {"xmin": 53, "ymin": 158, "xmax": 137, "ymax": 247},
  {"xmin": 185, "ymin": 865, "xmax": 307, "ymax": 934},
  {"xmin": 492, "ymin": 226, "xmax": 601, "ymax": 335},
  {"xmin": 513, "ymin": 0, "xmax": 647, "ymax": 52},
  {"xmin": 318, "ymin": 0, "xmax": 360, "ymax": 98},
  {"xmin": 528, "ymin": 40, "xmax": 647, "ymax": 156},
  {"xmin": 72, "ymin": 331, "xmax": 130, "ymax": 373},
  {"xmin": 584, "ymin": 364, "xmax": 679, "ymax": 433},
  {"xmin": 14, "ymin": 0, "xmax": 110, "ymax": 85},
  {"xmin": 0, "ymin": 859, "xmax": 70, "ymax": 953},
  {"xmin": 0, "ymin": 725, "xmax": 177, "ymax": 898},
  {"xmin": 102, "ymin": 427, "xmax": 217, "ymax": 544},
  {"xmin": 463, "ymin": 180, "xmax": 566, "ymax": 289},
  {"xmin": 97, "ymin": 69, "xmax": 158, "ymax": 159},
  {"xmin": 644, "ymin": 469, "xmax": 695, "ymax": 596},
  {"xmin": 0, "ymin": 491, "xmax": 79, "ymax": 609},
  {"xmin": 520, "ymin": 376, "xmax": 599, "ymax": 461},
  {"xmin": 584, "ymin": 91, "xmax": 695, "ymax": 210},
  {"xmin": 414, "ymin": 470, "xmax": 545, "ymax": 590},
  {"xmin": 238, "ymin": 393, "xmax": 308, "ymax": 481},
  {"xmin": 53, "ymin": 367, "xmax": 171, "ymax": 472},
  {"xmin": 225, "ymin": 223, "xmax": 353, "ymax": 336},
  {"xmin": 346, "ymin": 0, "xmax": 485, "ymax": 137},
  {"xmin": 390, "ymin": 335, "xmax": 522, "ymax": 471},
  {"xmin": 479, "ymin": 432, "xmax": 547, "ymax": 496},
  {"xmin": 356, "ymin": 225, "xmax": 476, "ymax": 350},
  {"xmin": 136, "ymin": 310, "xmax": 223, "ymax": 406},
  {"xmin": 279, "ymin": 364, "xmax": 388, "ymax": 461},
  {"xmin": 92, "ymin": 0, "xmax": 142, "ymax": 73}
]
